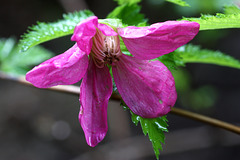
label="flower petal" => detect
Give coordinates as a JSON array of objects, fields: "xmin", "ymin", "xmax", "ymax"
[
  {"xmin": 71, "ymin": 16, "xmax": 98, "ymax": 55},
  {"xmin": 26, "ymin": 44, "xmax": 88, "ymax": 88},
  {"xmin": 118, "ymin": 21, "xmax": 200, "ymax": 60},
  {"xmin": 79, "ymin": 58, "xmax": 112, "ymax": 147},
  {"xmin": 112, "ymin": 54, "xmax": 177, "ymax": 118},
  {"xmin": 98, "ymin": 23, "xmax": 118, "ymax": 36}
]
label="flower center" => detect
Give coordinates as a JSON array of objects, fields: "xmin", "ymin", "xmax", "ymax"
[{"xmin": 91, "ymin": 29, "xmax": 122, "ymax": 68}]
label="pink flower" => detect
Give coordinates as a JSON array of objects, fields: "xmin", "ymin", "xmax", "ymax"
[{"xmin": 26, "ymin": 16, "xmax": 199, "ymax": 147}]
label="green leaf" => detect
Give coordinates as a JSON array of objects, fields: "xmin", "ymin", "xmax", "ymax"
[
  {"xmin": 182, "ymin": 12, "xmax": 240, "ymax": 30},
  {"xmin": 121, "ymin": 102, "xmax": 168, "ymax": 159},
  {"xmin": 98, "ymin": 18, "xmax": 123, "ymax": 28},
  {"xmin": 114, "ymin": 0, "xmax": 141, "ymax": 5},
  {"xmin": 0, "ymin": 38, "xmax": 53, "ymax": 75},
  {"xmin": 174, "ymin": 44, "xmax": 240, "ymax": 69},
  {"xmin": 0, "ymin": 37, "xmax": 16, "ymax": 61},
  {"xmin": 224, "ymin": 5, "xmax": 240, "ymax": 15},
  {"xmin": 132, "ymin": 113, "xmax": 168, "ymax": 159},
  {"xmin": 166, "ymin": 0, "xmax": 190, "ymax": 7},
  {"xmin": 19, "ymin": 10, "xmax": 94, "ymax": 52},
  {"xmin": 158, "ymin": 44, "xmax": 240, "ymax": 70},
  {"xmin": 107, "ymin": 3, "xmax": 147, "ymax": 26},
  {"xmin": 156, "ymin": 52, "xmax": 184, "ymax": 70}
]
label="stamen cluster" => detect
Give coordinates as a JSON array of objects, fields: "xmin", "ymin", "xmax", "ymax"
[{"xmin": 91, "ymin": 29, "xmax": 121, "ymax": 68}]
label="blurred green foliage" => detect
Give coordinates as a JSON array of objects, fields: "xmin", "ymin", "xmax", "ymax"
[
  {"xmin": 114, "ymin": 0, "xmax": 141, "ymax": 5},
  {"xmin": 166, "ymin": 0, "xmax": 190, "ymax": 7},
  {"xmin": 172, "ymin": 69, "xmax": 218, "ymax": 111},
  {"xmin": 175, "ymin": 0, "xmax": 234, "ymax": 15},
  {"xmin": 0, "ymin": 38, "xmax": 53, "ymax": 75}
]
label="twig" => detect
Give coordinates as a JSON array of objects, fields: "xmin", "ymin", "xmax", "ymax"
[
  {"xmin": 1, "ymin": 71, "xmax": 240, "ymax": 134},
  {"xmin": 170, "ymin": 107, "xmax": 240, "ymax": 134}
]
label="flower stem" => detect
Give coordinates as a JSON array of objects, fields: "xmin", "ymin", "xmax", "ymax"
[{"xmin": 0, "ymin": 71, "xmax": 240, "ymax": 134}]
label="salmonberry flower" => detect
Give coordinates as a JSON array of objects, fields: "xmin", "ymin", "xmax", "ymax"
[{"xmin": 26, "ymin": 16, "xmax": 199, "ymax": 147}]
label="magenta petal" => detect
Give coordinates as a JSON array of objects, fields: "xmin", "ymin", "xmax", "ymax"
[
  {"xmin": 26, "ymin": 44, "xmax": 88, "ymax": 88},
  {"xmin": 98, "ymin": 23, "xmax": 118, "ymax": 36},
  {"xmin": 71, "ymin": 16, "xmax": 98, "ymax": 55},
  {"xmin": 79, "ymin": 58, "xmax": 112, "ymax": 147},
  {"xmin": 113, "ymin": 55, "xmax": 177, "ymax": 118},
  {"xmin": 118, "ymin": 21, "xmax": 200, "ymax": 60}
]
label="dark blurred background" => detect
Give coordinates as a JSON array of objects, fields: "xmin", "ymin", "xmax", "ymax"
[{"xmin": 0, "ymin": 0, "xmax": 240, "ymax": 159}]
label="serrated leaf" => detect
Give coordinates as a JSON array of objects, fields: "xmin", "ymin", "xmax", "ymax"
[
  {"xmin": 19, "ymin": 10, "xmax": 94, "ymax": 52},
  {"xmin": 0, "ymin": 38, "xmax": 53, "ymax": 75},
  {"xmin": 166, "ymin": 0, "xmax": 190, "ymax": 7},
  {"xmin": 107, "ymin": 3, "xmax": 147, "ymax": 26},
  {"xmin": 114, "ymin": 0, "xmax": 141, "ymax": 5},
  {"xmin": 157, "ymin": 44, "xmax": 240, "ymax": 70},
  {"xmin": 182, "ymin": 11, "xmax": 240, "ymax": 30},
  {"xmin": 174, "ymin": 44, "xmax": 240, "ymax": 69},
  {"xmin": 132, "ymin": 112, "xmax": 168, "ymax": 159},
  {"xmin": 121, "ymin": 102, "xmax": 168, "ymax": 159}
]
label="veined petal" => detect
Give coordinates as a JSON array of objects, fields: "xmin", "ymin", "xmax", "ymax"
[
  {"xmin": 71, "ymin": 16, "xmax": 98, "ymax": 55},
  {"xmin": 113, "ymin": 54, "xmax": 177, "ymax": 118},
  {"xmin": 26, "ymin": 44, "xmax": 88, "ymax": 88},
  {"xmin": 79, "ymin": 58, "xmax": 112, "ymax": 147},
  {"xmin": 118, "ymin": 21, "xmax": 199, "ymax": 60}
]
